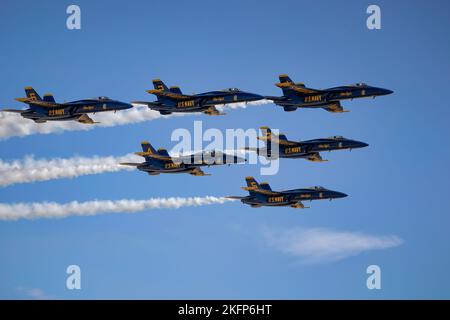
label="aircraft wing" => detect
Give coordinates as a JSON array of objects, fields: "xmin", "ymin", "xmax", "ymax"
[
  {"xmin": 189, "ymin": 167, "xmax": 211, "ymax": 176},
  {"xmin": 290, "ymin": 201, "xmax": 309, "ymax": 209},
  {"xmin": 203, "ymin": 106, "xmax": 225, "ymax": 116},
  {"xmin": 77, "ymin": 114, "xmax": 99, "ymax": 124},
  {"xmin": 306, "ymin": 152, "xmax": 328, "ymax": 162},
  {"xmin": 146, "ymin": 89, "xmax": 192, "ymax": 100},
  {"xmin": 322, "ymin": 102, "xmax": 349, "ymax": 113}
]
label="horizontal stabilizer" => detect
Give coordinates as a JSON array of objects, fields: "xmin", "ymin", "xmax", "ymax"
[
  {"xmin": 134, "ymin": 152, "xmax": 171, "ymax": 160},
  {"xmin": 276, "ymin": 83, "xmax": 319, "ymax": 94},
  {"xmin": 241, "ymin": 186, "xmax": 279, "ymax": 196},
  {"xmin": 119, "ymin": 162, "xmax": 141, "ymax": 167},
  {"xmin": 1, "ymin": 109, "xmax": 25, "ymax": 113},
  {"xmin": 146, "ymin": 89, "xmax": 192, "ymax": 100},
  {"xmin": 130, "ymin": 101, "xmax": 162, "ymax": 107},
  {"xmin": 258, "ymin": 126, "xmax": 298, "ymax": 146}
]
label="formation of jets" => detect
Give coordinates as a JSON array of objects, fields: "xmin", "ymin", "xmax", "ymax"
[{"xmin": 1, "ymin": 74, "xmax": 393, "ymax": 209}]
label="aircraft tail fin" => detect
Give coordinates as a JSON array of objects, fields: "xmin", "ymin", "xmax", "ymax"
[
  {"xmin": 152, "ymin": 79, "xmax": 169, "ymax": 92},
  {"xmin": 245, "ymin": 176, "xmax": 260, "ymax": 189},
  {"xmin": 259, "ymin": 182, "xmax": 272, "ymax": 191},
  {"xmin": 135, "ymin": 141, "xmax": 158, "ymax": 157},
  {"xmin": 42, "ymin": 93, "xmax": 56, "ymax": 103},
  {"xmin": 169, "ymin": 86, "xmax": 182, "ymax": 94},
  {"xmin": 24, "ymin": 87, "xmax": 42, "ymax": 101},
  {"xmin": 279, "ymin": 74, "xmax": 294, "ymax": 84},
  {"xmin": 157, "ymin": 148, "xmax": 170, "ymax": 157},
  {"xmin": 259, "ymin": 126, "xmax": 288, "ymax": 143}
]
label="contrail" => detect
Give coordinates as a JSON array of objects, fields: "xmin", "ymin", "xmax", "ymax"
[
  {"xmin": 0, "ymin": 153, "xmax": 141, "ymax": 187},
  {"xmin": 0, "ymin": 149, "xmax": 247, "ymax": 187},
  {"xmin": 0, "ymin": 100, "xmax": 271, "ymax": 140},
  {"xmin": 0, "ymin": 196, "xmax": 234, "ymax": 221}
]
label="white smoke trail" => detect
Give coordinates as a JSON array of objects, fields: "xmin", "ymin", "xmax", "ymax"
[
  {"xmin": 0, "ymin": 196, "xmax": 234, "ymax": 221},
  {"xmin": 0, "ymin": 100, "xmax": 271, "ymax": 140},
  {"xmin": 0, "ymin": 153, "xmax": 141, "ymax": 187},
  {"xmin": 0, "ymin": 149, "xmax": 247, "ymax": 187}
]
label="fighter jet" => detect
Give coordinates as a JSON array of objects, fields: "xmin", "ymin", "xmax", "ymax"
[
  {"xmin": 266, "ymin": 74, "xmax": 393, "ymax": 113},
  {"xmin": 227, "ymin": 177, "xmax": 347, "ymax": 208},
  {"xmin": 244, "ymin": 126, "xmax": 368, "ymax": 162},
  {"xmin": 120, "ymin": 141, "xmax": 246, "ymax": 176},
  {"xmin": 1, "ymin": 87, "xmax": 132, "ymax": 124},
  {"xmin": 132, "ymin": 79, "xmax": 264, "ymax": 115}
]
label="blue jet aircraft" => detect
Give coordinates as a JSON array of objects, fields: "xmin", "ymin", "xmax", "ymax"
[
  {"xmin": 2, "ymin": 87, "xmax": 132, "ymax": 123},
  {"xmin": 266, "ymin": 74, "xmax": 393, "ymax": 113},
  {"xmin": 227, "ymin": 177, "xmax": 347, "ymax": 208}
]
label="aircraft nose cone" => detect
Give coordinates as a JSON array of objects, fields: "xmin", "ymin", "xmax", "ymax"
[
  {"xmin": 357, "ymin": 141, "xmax": 369, "ymax": 148},
  {"xmin": 122, "ymin": 103, "xmax": 133, "ymax": 110},
  {"xmin": 380, "ymin": 88, "xmax": 394, "ymax": 96},
  {"xmin": 335, "ymin": 192, "xmax": 348, "ymax": 198}
]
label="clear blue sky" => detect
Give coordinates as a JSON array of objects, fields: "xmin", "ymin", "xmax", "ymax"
[{"xmin": 0, "ymin": 0, "xmax": 449, "ymax": 299}]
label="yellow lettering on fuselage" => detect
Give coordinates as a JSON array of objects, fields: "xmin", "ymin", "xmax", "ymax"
[
  {"xmin": 340, "ymin": 91, "xmax": 352, "ymax": 97},
  {"xmin": 300, "ymin": 194, "xmax": 311, "ymax": 199},
  {"xmin": 304, "ymin": 95, "xmax": 322, "ymax": 103},
  {"xmin": 284, "ymin": 147, "xmax": 301, "ymax": 154},
  {"xmin": 212, "ymin": 97, "xmax": 224, "ymax": 102},
  {"xmin": 268, "ymin": 196, "xmax": 284, "ymax": 203},
  {"xmin": 165, "ymin": 163, "xmax": 181, "ymax": 169},
  {"xmin": 318, "ymin": 144, "xmax": 330, "ymax": 149},
  {"xmin": 177, "ymin": 100, "xmax": 195, "ymax": 108},
  {"xmin": 83, "ymin": 106, "xmax": 95, "ymax": 110},
  {"xmin": 48, "ymin": 109, "xmax": 65, "ymax": 116}
]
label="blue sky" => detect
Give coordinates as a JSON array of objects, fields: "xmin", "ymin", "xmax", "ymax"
[{"xmin": 0, "ymin": 0, "xmax": 450, "ymax": 299}]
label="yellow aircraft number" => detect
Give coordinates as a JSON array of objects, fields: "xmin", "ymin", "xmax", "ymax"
[
  {"xmin": 165, "ymin": 163, "xmax": 181, "ymax": 169},
  {"xmin": 284, "ymin": 147, "xmax": 301, "ymax": 154},
  {"xmin": 304, "ymin": 95, "xmax": 322, "ymax": 103},
  {"xmin": 268, "ymin": 196, "xmax": 284, "ymax": 203},
  {"xmin": 48, "ymin": 109, "xmax": 65, "ymax": 116},
  {"xmin": 177, "ymin": 100, "xmax": 195, "ymax": 108}
]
